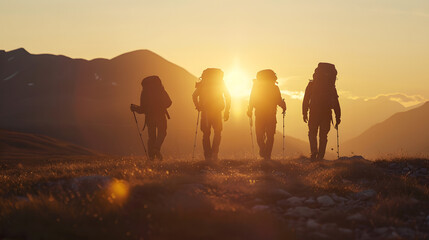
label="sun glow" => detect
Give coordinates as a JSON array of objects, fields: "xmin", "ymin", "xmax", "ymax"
[
  {"xmin": 223, "ymin": 68, "xmax": 253, "ymax": 117},
  {"xmin": 224, "ymin": 68, "xmax": 253, "ymax": 99}
]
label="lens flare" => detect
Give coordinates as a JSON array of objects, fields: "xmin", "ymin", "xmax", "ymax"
[{"xmin": 108, "ymin": 179, "xmax": 129, "ymax": 204}]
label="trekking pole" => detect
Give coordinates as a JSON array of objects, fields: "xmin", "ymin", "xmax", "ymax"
[
  {"xmin": 249, "ymin": 117, "xmax": 255, "ymax": 159},
  {"xmin": 192, "ymin": 111, "xmax": 200, "ymax": 161},
  {"xmin": 282, "ymin": 111, "xmax": 285, "ymax": 161},
  {"xmin": 336, "ymin": 126, "xmax": 340, "ymax": 159},
  {"xmin": 132, "ymin": 111, "xmax": 149, "ymax": 160}
]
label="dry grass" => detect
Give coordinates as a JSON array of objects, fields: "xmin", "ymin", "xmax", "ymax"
[{"xmin": 1, "ymin": 156, "xmax": 429, "ymax": 239}]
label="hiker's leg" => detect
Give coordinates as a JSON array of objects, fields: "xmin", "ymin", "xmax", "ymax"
[
  {"xmin": 146, "ymin": 116, "xmax": 156, "ymax": 160},
  {"xmin": 308, "ymin": 115, "xmax": 319, "ymax": 159},
  {"xmin": 155, "ymin": 115, "xmax": 167, "ymax": 160},
  {"xmin": 265, "ymin": 117, "xmax": 277, "ymax": 160},
  {"xmin": 211, "ymin": 111, "xmax": 223, "ymax": 160},
  {"xmin": 201, "ymin": 111, "xmax": 212, "ymax": 160},
  {"xmin": 318, "ymin": 117, "xmax": 331, "ymax": 160},
  {"xmin": 255, "ymin": 117, "xmax": 266, "ymax": 158}
]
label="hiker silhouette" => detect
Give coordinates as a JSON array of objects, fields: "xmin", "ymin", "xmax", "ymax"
[
  {"xmin": 192, "ymin": 68, "xmax": 231, "ymax": 161},
  {"xmin": 131, "ymin": 76, "xmax": 172, "ymax": 160},
  {"xmin": 247, "ymin": 69, "xmax": 286, "ymax": 160},
  {"xmin": 302, "ymin": 63, "xmax": 341, "ymax": 160}
]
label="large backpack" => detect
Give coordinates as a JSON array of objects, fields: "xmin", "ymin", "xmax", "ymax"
[
  {"xmin": 308, "ymin": 63, "xmax": 338, "ymax": 114},
  {"xmin": 195, "ymin": 68, "xmax": 226, "ymax": 112},
  {"xmin": 256, "ymin": 69, "xmax": 277, "ymax": 82},
  {"xmin": 140, "ymin": 75, "xmax": 171, "ymax": 115}
]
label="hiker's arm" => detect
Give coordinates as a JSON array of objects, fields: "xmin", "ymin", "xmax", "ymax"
[
  {"xmin": 247, "ymin": 86, "xmax": 255, "ymax": 118},
  {"xmin": 192, "ymin": 88, "xmax": 200, "ymax": 111},
  {"xmin": 131, "ymin": 91, "xmax": 145, "ymax": 114},
  {"xmin": 332, "ymin": 90, "xmax": 341, "ymax": 127},
  {"xmin": 276, "ymin": 86, "xmax": 286, "ymax": 113},
  {"xmin": 164, "ymin": 91, "xmax": 172, "ymax": 108},
  {"xmin": 302, "ymin": 82, "xmax": 312, "ymax": 122},
  {"xmin": 223, "ymin": 85, "xmax": 231, "ymax": 121}
]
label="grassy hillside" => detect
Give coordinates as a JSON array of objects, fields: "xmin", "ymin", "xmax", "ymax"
[
  {"xmin": 0, "ymin": 129, "xmax": 97, "ymax": 157},
  {"xmin": 1, "ymin": 156, "xmax": 429, "ymax": 239}
]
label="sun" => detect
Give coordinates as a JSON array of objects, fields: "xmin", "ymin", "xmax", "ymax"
[{"xmin": 224, "ymin": 68, "xmax": 252, "ymax": 98}]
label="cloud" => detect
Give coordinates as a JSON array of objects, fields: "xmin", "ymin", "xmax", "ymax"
[
  {"xmin": 281, "ymin": 89, "xmax": 427, "ymax": 107},
  {"xmin": 366, "ymin": 93, "xmax": 427, "ymax": 107},
  {"xmin": 339, "ymin": 91, "xmax": 427, "ymax": 107},
  {"xmin": 281, "ymin": 90, "xmax": 304, "ymax": 100}
]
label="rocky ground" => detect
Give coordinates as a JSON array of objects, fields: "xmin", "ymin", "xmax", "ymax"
[{"xmin": 0, "ymin": 156, "xmax": 429, "ymax": 239}]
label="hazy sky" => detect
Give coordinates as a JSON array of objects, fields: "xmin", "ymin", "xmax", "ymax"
[{"xmin": 1, "ymin": 0, "xmax": 429, "ymax": 103}]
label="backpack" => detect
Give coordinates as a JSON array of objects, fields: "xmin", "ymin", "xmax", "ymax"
[
  {"xmin": 256, "ymin": 69, "xmax": 277, "ymax": 83},
  {"xmin": 307, "ymin": 63, "xmax": 338, "ymax": 113},
  {"xmin": 140, "ymin": 76, "xmax": 171, "ymax": 115},
  {"xmin": 195, "ymin": 68, "xmax": 226, "ymax": 112}
]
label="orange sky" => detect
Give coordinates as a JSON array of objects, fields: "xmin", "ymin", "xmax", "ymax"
[{"xmin": 1, "ymin": 0, "xmax": 429, "ymax": 104}]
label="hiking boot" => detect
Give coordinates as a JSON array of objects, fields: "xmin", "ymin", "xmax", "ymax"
[
  {"xmin": 259, "ymin": 149, "xmax": 266, "ymax": 159},
  {"xmin": 155, "ymin": 151, "xmax": 163, "ymax": 161},
  {"xmin": 204, "ymin": 154, "xmax": 212, "ymax": 161}
]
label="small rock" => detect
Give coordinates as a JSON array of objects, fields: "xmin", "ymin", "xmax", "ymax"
[
  {"xmin": 277, "ymin": 196, "xmax": 304, "ymax": 207},
  {"xmin": 309, "ymin": 232, "xmax": 329, "ymax": 239},
  {"xmin": 304, "ymin": 197, "xmax": 316, "ymax": 204},
  {"xmin": 388, "ymin": 163, "xmax": 397, "ymax": 168},
  {"xmin": 354, "ymin": 189, "xmax": 377, "ymax": 200},
  {"xmin": 339, "ymin": 228, "xmax": 353, "ymax": 235},
  {"xmin": 286, "ymin": 206, "xmax": 317, "ymax": 218},
  {"xmin": 306, "ymin": 219, "xmax": 320, "ymax": 229},
  {"xmin": 321, "ymin": 223, "xmax": 338, "ymax": 231},
  {"xmin": 374, "ymin": 227, "xmax": 389, "ymax": 235},
  {"xmin": 403, "ymin": 167, "xmax": 410, "ymax": 172},
  {"xmin": 273, "ymin": 189, "xmax": 292, "ymax": 198},
  {"xmin": 317, "ymin": 195, "xmax": 335, "ymax": 207},
  {"xmin": 331, "ymin": 193, "xmax": 348, "ymax": 202},
  {"xmin": 252, "ymin": 205, "xmax": 270, "ymax": 212},
  {"xmin": 397, "ymin": 227, "xmax": 415, "ymax": 238},
  {"xmin": 386, "ymin": 231, "xmax": 401, "ymax": 240},
  {"xmin": 347, "ymin": 213, "xmax": 366, "ymax": 222}
]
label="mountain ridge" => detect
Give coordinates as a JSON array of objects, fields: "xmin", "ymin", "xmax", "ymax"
[
  {"xmin": 343, "ymin": 101, "xmax": 429, "ymax": 158},
  {"xmin": 0, "ymin": 48, "xmax": 308, "ymax": 157}
]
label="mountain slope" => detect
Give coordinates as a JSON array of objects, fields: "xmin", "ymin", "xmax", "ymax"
[
  {"xmin": 343, "ymin": 101, "xmax": 429, "ymax": 158},
  {"xmin": 0, "ymin": 48, "xmax": 308, "ymax": 157},
  {"xmin": 0, "ymin": 129, "xmax": 97, "ymax": 157}
]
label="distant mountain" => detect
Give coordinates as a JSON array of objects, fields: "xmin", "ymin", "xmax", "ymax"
[
  {"xmin": 0, "ymin": 129, "xmax": 97, "ymax": 157},
  {"xmin": 0, "ymin": 48, "xmax": 197, "ymax": 155},
  {"xmin": 0, "ymin": 48, "xmax": 307, "ymax": 157},
  {"xmin": 343, "ymin": 101, "xmax": 429, "ymax": 158}
]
